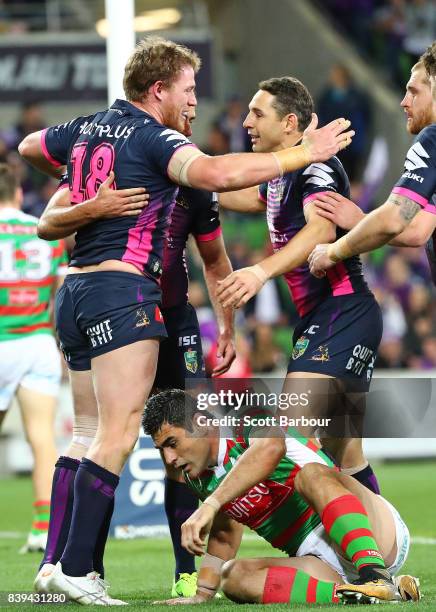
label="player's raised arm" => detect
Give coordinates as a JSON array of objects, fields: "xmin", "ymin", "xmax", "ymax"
[
  {"xmin": 18, "ymin": 130, "xmax": 65, "ymax": 179},
  {"xmin": 37, "ymin": 173, "xmax": 148, "ymax": 240},
  {"xmin": 168, "ymin": 116, "xmax": 354, "ymax": 192}
]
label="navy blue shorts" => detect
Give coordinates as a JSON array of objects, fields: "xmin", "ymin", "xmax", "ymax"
[
  {"xmin": 154, "ymin": 302, "xmax": 205, "ymax": 390},
  {"xmin": 55, "ymin": 271, "xmax": 167, "ymax": 371},
  {"xmin": 287, "ymin": 294, "xmax": 382, "ymax": 390}
]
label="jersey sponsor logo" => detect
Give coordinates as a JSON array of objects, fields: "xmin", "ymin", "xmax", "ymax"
[
  {"xmin": 345, "ymin": 344, "xmax": 374, "ymax": 377},
  {"xmin": 302, "ymin": 163, "xmax": 335, "ymax": 187},
  {"xmin": 304, "ymin": 324, "xmax": 319, "ymax": 335},
  {"xmin": 401, "ymin": 171, "xmax": 424, "ymax": 183},
  {"xmin": 184, "ymin": 348, "xmax": 198, "ymax": 373},
  {"xmin": 8, "ymin": 289, "xmax": 38, "ymax": 305},
  {"xmin": 292, "ymin": 336, "xmax": 309, "ymax": 360},
  {"xmin": 135, "ymin": 308, "xmax": 150, "ymax": 328},
  {"xmin": 86, "ymin": 319, "xmax": 113, "ymax": 347},
  {"xmin": 178, "ymin": 334, "xmax": 198, "ymax": 347},
  {"xmin": 310, "ymin": 345, "xmax": 330, "ymax": 362},
  {"xmin": 404, "ymin": 142, "xmax": 429, "ymax": 172}
]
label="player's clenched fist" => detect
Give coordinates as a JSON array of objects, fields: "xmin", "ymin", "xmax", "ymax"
[{"xmin": 308, "ymin": 243, "xmax": 336, "ymax": 277}]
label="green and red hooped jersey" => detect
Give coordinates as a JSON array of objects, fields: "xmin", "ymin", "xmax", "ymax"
[
  {"xmin": 0, "ymin": 207, "xmax": 68, "ymax": 341},
  {"xmin": 185, "ymin": 430, "xmax": 336, "ymax": 556}
]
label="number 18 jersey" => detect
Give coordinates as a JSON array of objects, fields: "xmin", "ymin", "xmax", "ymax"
[{"xmin": 42, "ymin": 99, "xmax": 198, "ymax": 282}]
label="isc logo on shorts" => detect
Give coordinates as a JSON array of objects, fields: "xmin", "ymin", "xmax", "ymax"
[
  {"xmin": 178, "ymin": 334, "xmax": 198, "ymax": 347},
  {"xmin": 86, "ymin": 319, "xmax": 113, "ymax": 347}
]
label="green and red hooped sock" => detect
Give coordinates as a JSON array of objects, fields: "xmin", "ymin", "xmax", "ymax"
[
  {"xmin": 321, "ymin": 494, "xmax": 386, "ymax": 572},
  {"xmin": 262, "ymin": 566, "xmax": 339, "ymax": 604},
  {"xmin": 31, "ymin": 500, "xmax": 50, "ymax": 535}
]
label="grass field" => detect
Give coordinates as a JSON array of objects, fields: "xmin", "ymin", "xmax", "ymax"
[{"xmin": 0, "ymin": 461, "xmax": 435, "ymax": 610}]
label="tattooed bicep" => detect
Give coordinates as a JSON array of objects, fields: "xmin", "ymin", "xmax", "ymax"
[{"xmin": 387, "ymin": 193, "xmax": 421, "ymax": 222}]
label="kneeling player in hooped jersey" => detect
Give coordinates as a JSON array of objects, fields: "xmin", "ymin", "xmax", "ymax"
[
  {"xmin": 143, "ymin": 390, "xmax": 420, "ymax": 606},
  {"xmin": 217, "ymin": 77, "xmax": 381, "ymax": 491}
]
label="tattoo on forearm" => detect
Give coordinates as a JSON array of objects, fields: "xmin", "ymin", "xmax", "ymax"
[{"xmin": 389, "ymin": 194, "xmax": 421, "ymax": 222}]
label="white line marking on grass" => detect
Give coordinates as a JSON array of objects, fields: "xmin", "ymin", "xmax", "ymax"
[
  {"xmin": 411, "ymin": 537, "xmax": 436, "ymax": 545},
  {"xmin": 0, "ymin": 531, "xmax": 25, "ymax": 539}
]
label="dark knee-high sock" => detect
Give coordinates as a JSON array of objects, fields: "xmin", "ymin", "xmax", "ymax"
[
  {"xmin": 352, "ymin": 464, "xmax": 381, "ymax": 494},
  {"xmin": 165, "ymin": 478, "xmax": 197, "ymax": 578},
  {"xmin": 60, "ymin": 459, "xmax": 119, "ymax": 577},
  {"xmin": 93, "ymin": 497, "xmax": 114, "ymax": 578},
  {"xmin": 39, "ymin": 456, "xmax": 79, "ymax": 570}
]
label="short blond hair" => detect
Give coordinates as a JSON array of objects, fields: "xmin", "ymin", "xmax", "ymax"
[
  {"xmin": 123, "ymin": 37, "xmax": 201, "ymax": 102},
  {"xmin": 421, "ymin": 42, "xmax": 436, "ymax": 78}
]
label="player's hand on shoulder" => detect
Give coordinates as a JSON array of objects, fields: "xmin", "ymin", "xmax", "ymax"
[
  {"xmin": 90, "ymin": 171, "xmax": 149, "ymax": 219},
  {"xmin": 313, "ymin": 192, "xmax": 364, "ymax": 230},
  {"xmin": 303, "ymin": 113, "xmax": 355, "ymax": 162},
  {"xmin": 216, "ymin": 266, "xmax": 267, "ymax": 309}
]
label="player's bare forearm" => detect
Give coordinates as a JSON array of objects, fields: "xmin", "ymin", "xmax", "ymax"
[
  {"xmin": 261, "ymin": 216, "xmax": 336, "ymax": 280},
  {"xmin": 218, "ymin": 187, "xmax": 266, "ymax": 213},
  {"xmin": 206, "ymin": 437, "xmax": 286, "ymax": 509},
  {"xmin": 18, "ymin": 131, "xmax": 65, "ymax": 179},
  {"xmin": 200, "ymin": 239, "xmax": 234, "ymax": 335},
  {"xmin": 340, "ymin": 195, "xmax": 422, "ymax": 256},
  {"xmin": 38, "ymin": 174, "xmax": 148, "ymax": 240},
  {"xmin": 388, "ymin": 209, "xmax": 436, "ymax": 247},
  {"xmin": 206, "ymin": 515, "xmax": 242, "ymax": 564},
  {"xmin": 38, "ymin": 191, "xmax": 95, "ymax": 240}
]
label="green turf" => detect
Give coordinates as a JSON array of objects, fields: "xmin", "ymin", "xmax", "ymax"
[{"xmin": 0, "ymin": 461, "xmax": 434, "ymax": 610}]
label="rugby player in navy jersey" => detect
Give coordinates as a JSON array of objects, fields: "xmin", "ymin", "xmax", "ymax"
[
  {"xmin": 309, "ymin": 42, "xmax": 436, "ymax": 277},
  {"xmin": 32, "ymin": 109, "xmax": 235, "ymax": 598},
  {"xmin": 310, "ymin": 54, "xmax": 436, "ymax": 285},
  {"xmin": 216, "ymin": 77, "xmax": 381, "ymax": 494},
  {"xmin": 19, "ymin": 37, "xmax": 354, "ymax": 603}
]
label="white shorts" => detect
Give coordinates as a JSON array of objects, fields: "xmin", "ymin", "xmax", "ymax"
[
  {"xmin": 296, "ymin": 495, "xmax": 410, "ymax": 582},
  {"xmin": 0, "ymin": 334, "xmax": 62, "ymax": 411}
]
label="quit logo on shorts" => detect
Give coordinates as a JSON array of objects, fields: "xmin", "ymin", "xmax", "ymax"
[
  {"xmin": 87, "ymin": 319, "xmax": 113, "ymax": 347},
  {"xmin": 346, "ymin": 344, "xmax": 375, "ymax": 379},
  {"xmin": 292, "ymin": 336, "xmax": 309, "ymax": 360}
]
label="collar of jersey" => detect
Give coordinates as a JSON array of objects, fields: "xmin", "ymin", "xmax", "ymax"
[{"xmin": 111, "ymin": 98, "xmax": 155, "ymax": 121}]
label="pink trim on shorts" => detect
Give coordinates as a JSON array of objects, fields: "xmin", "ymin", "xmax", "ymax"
[
  {"xmin": 40, "ymin": 129, "xmax": 63, "ymax": 167},
  {"xmin": 303, "ymin": 190, "xmax": 331, "ymax": 207},
  {"xmin": 392, "ymin": 186, "xmax": 428, "ymax": 209},
  {"xmin": 195, "ymin": 227, "xmax": 222, "ymax": 242}
]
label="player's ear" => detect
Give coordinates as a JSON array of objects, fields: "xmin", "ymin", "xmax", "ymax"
[
  {"xmin": 284, "ymin": 113, "xmax": 298, "ymax": 134},
  {"xmin": 150, "ymin": 80, "xmax": 165, "ymax": 101}
]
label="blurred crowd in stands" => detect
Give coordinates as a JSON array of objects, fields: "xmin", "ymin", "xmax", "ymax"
[
  {"xmin": 2, "ymin": 83, "xmax": 435, "ymax": 376},
  {"xmin": 317, "ymin": 0, "xmax": 436, "ymax": 88}
]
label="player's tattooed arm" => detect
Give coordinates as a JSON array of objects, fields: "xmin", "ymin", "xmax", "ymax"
[
  {"xmin": 309, "ymin": 192, "xmax": 423, "ymax": 276},
  {"xmin": 389, "ymin": 209, "xmax": 436, "ymax": 247},
  {"xmin": 390, "ymin": 193, "xmax": 421, "ymax": 222}
]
